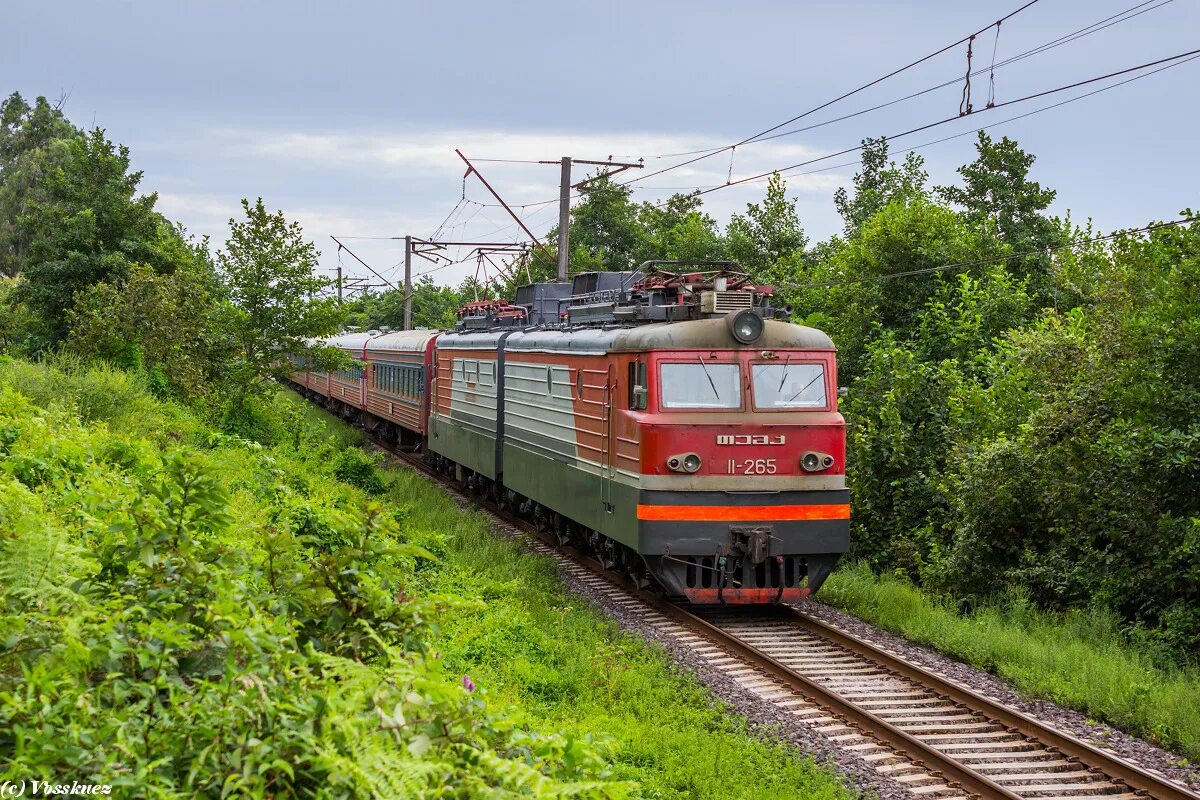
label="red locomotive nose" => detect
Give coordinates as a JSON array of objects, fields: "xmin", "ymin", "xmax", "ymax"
[{"xmin": 640, "ymin": 417, "xmax": 846, "ymax": 478}]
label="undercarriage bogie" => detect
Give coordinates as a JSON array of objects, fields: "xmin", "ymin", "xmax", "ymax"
[{"xmin": 648, "ymin": 552, "xmax": 841, "ymax": 604}]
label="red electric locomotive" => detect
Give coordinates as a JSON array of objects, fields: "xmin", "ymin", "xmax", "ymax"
[{"xmin": 292, "ymin": 262, "xmax": 849, "ymax": 604}]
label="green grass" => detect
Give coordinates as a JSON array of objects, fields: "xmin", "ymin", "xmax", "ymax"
[
  {"xmin": 821, "ymin": 562, "xmax": 1200, "ymax": 763},
  {"xmin": 0, "ymin": 354, "xmax": 186, "ymax": 438},
  {"xmin": 290, "ymin": 395, "xmax": 368, "ymax": 449},
  {"xmin": 314, "ymin": 422, "xmax": 855, "ymax": 798}
]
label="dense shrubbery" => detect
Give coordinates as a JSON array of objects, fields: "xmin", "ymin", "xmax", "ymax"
[
  {"xmin": 815, "ymin": 209, "xmax": 1200, "ymax": 657},
  {"xmin": 749, "ymin": 133, "xmax": 1200, "ymax": 659},
  {"xmin": 0, "ymin": 358, "xmax": 629, "ymax": 797},
  {"xmin": 941, "ymin": 222, "xmax": 1200, "ymax": 647}
]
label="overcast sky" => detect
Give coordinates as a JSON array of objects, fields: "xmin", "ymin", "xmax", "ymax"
[{"xmin": 4, "ymin": 0, "xmax": 1197, "ymax": 288}]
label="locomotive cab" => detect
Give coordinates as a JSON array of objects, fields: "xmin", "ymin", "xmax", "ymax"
[{"xmin": 614, "ymin": 314, "xmax": 849, "ymax": 604}]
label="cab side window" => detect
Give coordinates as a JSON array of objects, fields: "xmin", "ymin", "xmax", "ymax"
[{"xmin": 627, "ymin": 361, "xmax": 647, "ymax": 410}]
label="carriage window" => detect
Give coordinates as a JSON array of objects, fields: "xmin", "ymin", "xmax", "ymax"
[
  {"xmin": 752, "ymin": 363, "xmax": 827, "ymax": 409},
  {"xmin": 479, "ymin": 361, "xmax": 493, "ymax": 386},
  {"xmin": 576, "ymin": 369, "xmax": 583, "ymax": 399},
  {"xmin": 659, "ymin": 362, "xmax": 741, "ymax": 409},
  {"xmin": 550, "ymin": 367, "xmax": 570, "ymax": 398}
]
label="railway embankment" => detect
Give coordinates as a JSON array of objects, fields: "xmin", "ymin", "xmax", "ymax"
[{"xmin": 0, "ymin": 356, "xmax": 853, "ymax": 799}]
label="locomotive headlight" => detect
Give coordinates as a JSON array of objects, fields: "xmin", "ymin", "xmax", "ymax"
[
  {"xmin": 801, "ymin": 451, "xmax": 835, "ymax": 472},
  {"xmin": 667, "ymin": 453, "xmax": 703, "ymax": 473},
  {"xmin": 727, "ymin": 309, "xmax": 764, "ymax": 345}
]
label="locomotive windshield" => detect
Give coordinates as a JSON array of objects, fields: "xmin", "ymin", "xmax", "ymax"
[
  {"xmin": 752, "ymin": 362, "xmax": 827, "ymax": 409},
  {"xmin": 660, "ymin": 362, "xmax": 741, "ymax": 409}
]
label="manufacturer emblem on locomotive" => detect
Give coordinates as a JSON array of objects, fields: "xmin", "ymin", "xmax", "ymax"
[{"xmin": 716, "ymin": 434, "xmax": 787, "ymax": 445}]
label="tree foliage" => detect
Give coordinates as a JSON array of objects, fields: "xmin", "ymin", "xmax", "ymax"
[
  {"xmin": 14, "ymin": 128, "xmax": 192, "ymax": 343},
  {"xmin": 217, "ymin": 198, "xmax": 343, "ymax": 390},
  {"xmin": 727, "ymin": 172, "xmax": 808, "ymax": 280},
  {"xmin": 0, "ymin": 92, "xmax": 80, "ymax": 279},
  {"xmin": 4, "ymin": 88, "xmax": 1199, "ymax": 662},
  {"xmin": 938, "ymin": 131, "xmax": 1063, "ymax": 289},
  {"xmin": 940, "ymin": 219, "xmax": 1200, "ymax": 648},
  {"xmin": 833, "ymin": 137, "xmax": 929, "ymax": 236},
  {"xmin": 66, "ymin": 257, "xmax": 228, "ymax": 397},
  {"xmin": 342, "ymin": 275, "xmax": 477, "ymax": 332}
]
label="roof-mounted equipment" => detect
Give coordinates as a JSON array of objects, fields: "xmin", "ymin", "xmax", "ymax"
[
  {"xmin": 454, "ymin": 299, "xmax": 528, "ymax": 331},
  {"xmin": 562, "ymin": 260, "xmax": 785, "ymax": 326}
]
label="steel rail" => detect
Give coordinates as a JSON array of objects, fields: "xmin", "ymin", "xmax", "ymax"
[{"xmin": 645, "ymin": 599, "xmax": 1021, "ymax": 799}]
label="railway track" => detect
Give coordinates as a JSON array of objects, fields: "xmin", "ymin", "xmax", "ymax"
[{"xmin": 370, "ymin": 436, "xmax": 1198, "ymax": 800}]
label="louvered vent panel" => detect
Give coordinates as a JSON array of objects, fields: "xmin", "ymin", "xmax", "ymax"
[{"xmin": 701, "ymin": 290, "xmax": 754, "ymax": 313}]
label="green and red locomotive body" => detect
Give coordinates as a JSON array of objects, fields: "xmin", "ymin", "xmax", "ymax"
[{"xmin": 292, "ymin": 263, "xmax": 850, "ymax": 604}]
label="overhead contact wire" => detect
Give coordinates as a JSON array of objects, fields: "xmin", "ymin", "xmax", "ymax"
[
  {"xmin": 689, "ymin": 48, "xmax": 1200, "ymax": 199},
  {"xmin": 621, "ymin": 0, "xmax": 1044, "ymax": 187}
]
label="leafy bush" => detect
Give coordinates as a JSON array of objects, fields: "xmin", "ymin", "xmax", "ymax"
[
  {"xmin": 941, "ymin": 220, "xmax": 1200, "ymax": 648},
  {"xmin": 825, "ymin": 197, "xmax": 1200, "ymax": 659},
  {"xmin": 0, "ymin": 354, "xmax": 172, "ymax": 436},
  {"xmin": 331, "ymin": 446, "xmax": 386, "ymax": 495},
  {"xmin": 0, "ymin": 360, "xmax": 630, "ymax": 797}
]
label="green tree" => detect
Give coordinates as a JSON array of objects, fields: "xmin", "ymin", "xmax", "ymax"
[
  {"xmin": 819, "ymin": 198, "xmax": 991, "ymax": 376},
  {"xmin": 0, "ymin": 277, "xmax": 36, "ymax": 352},
  {"xmin": 342, "ymin": 277, "xmax": 465, "ymax": 332},
  {"xmin": 0, "ymin": 92, "xmax": 81, "ymax": 278},
  {"xmin": 409, "ymin": 277, "xmax": 465, "ymax": 328},
  {"xmin": 66, "ymin": 254, "xmax": 228, "ymax": 397},
  {"xmin": 562, "ymin": 174, "xmax": 648, "ymax": 273},
  {"xmin": 457, "ymin": 274, "xmax": 500, "ymax": 303},
  {"xmin": 833, "ymin": 137, "xmax": 928, "ymax": 236},
  {"xmin": 937, "ymin": 131, "xmax": 1062, "ymax": 286},
  {"xmin": 15, "ymin": 128, "xmax": 182, "ymax": 342},
  {"xmin": 517, "ymin": 175, "xmax": 728, "ymax": 286},
  {"xmin": 636, "ymin": 192, "xmax": 725, "ymax": 264},
  {"xmin": 726, "ymin": 172, "xmax": 808, "ymax": 279},
  {"xmin": 940, "ymin": 216, "xmax": 1200, "ymax": 650},
  {"xmin": 218, "ymin": 198, "xmax": 342, "ymax": 391}
]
